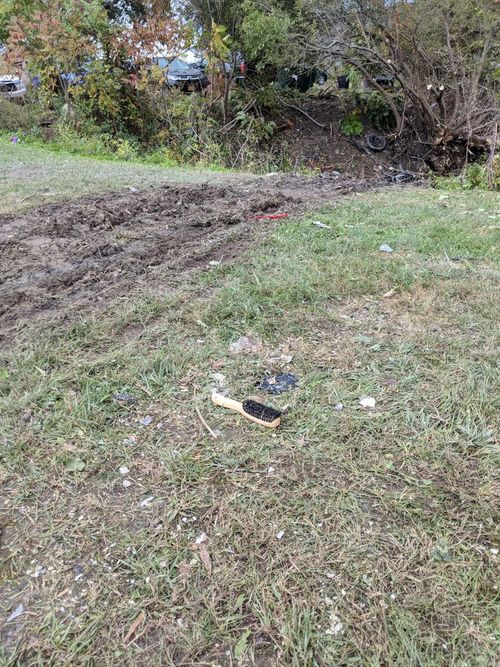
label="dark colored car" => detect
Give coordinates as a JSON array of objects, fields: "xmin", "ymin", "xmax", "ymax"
[{"xmin": 153, "ymin": 57, "xmax": 208, "ymax": 92}]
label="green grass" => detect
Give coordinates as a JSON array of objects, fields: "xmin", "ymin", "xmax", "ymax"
[
  {"xmin": 0, "ymin": 137, "xmax": 248, "ymax": 215},
  {"xmin": 1, "ymin": 181, "xmax": 499, "ymax": 665}
]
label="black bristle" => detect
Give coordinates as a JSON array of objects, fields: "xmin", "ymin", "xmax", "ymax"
[{"xmin": 242, "ymin": 399, "xmax": 281, "ymax": 422}]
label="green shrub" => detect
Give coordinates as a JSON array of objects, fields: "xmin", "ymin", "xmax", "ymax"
[
  {"xmin": 434, "ymin": 159, "xmax": 499, "ymax": 191},
  {"xmin": 0, "ymin": 98, "xmax": 44, "ymax": 132},
  {"xmin": 340, "ymin": 111, "xmax": 363, "ymax": 137},
  {"xmin": 362, "ymin": 90, "xmax": 402, "ymax": 131}
]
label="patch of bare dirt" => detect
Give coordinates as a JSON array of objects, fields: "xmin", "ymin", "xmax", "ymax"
[{"xmin": 0, "ymin": 174, "xmax": 379, "ymax": 344}]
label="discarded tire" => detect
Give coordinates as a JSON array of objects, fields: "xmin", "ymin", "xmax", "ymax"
[{"xmin": 366, "ymin": 133, "xmax": 387, "ymax": 151}]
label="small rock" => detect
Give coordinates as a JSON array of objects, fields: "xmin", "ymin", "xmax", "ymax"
[
  {"xmin": 119, "ymin": 466, "xmax": 130, "ymax": 475},
  {"xmin": 229, "ymin": 335, "xmax": 263, "ymax": 355},
  {"xmin": 379, "ymin": 244, "xmax": 393, "ymax": 253},
  {"xmin": 359, "ymin": 396, "xmax": 376, "ymax": 409},
  {"xmin": 122, "ymin": 479, "xmax": 132, "ymax": 488},
  {"xmin": 7, "ymin": 604, "xmax": 24, "ymax": 622}
]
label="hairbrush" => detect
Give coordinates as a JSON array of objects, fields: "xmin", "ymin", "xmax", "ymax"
[{"xmin": 211, "ymin": 391, "xmax": 281, "ymax": 429}]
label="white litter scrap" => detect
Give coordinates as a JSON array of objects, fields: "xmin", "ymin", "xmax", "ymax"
[
  {"xmin": 379, "ymin": 244, "xmax": 393, "ymax": 253},
  {"xmin": 359, "ymin": 396, "xmax": 376, "ymax": 409},
  {"xmin": 312, "ymin": 221, "xmax": 331, "ymax": 229}
]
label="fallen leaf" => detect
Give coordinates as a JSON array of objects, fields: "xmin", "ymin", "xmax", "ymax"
[
  {"xmin": 178, "ymin": 561, "xmax": 193, "ymax": 580},
  {"xmin": 123, "ymin": 610, "xmax": 146, "ymax": 644},
  {"xmin": 234, "ymin": 629, "xmax": 251, "ymax": 659},
  {"xmin": 65, "ymin": 458, "xmax": 86, "ymax": 472},
  {"xmin": 199, "ymin": 544, "xmax": 212, "ymax": 576}
]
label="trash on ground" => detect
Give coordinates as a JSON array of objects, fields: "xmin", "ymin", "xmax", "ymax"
[
  {"xmin": 7, "ymin": 604, "xmax": 24, "ymax": 623},
  {"xmin": 359, "ymin": 396, "xmax": 376, "ymax": 409},
  {"xmin": 122, "ymin": 479, "xmax": 132, "ymax": 488},
  {"xmin": 276, "ymin": 530, "xmax": 285, "ymax": 540},
  {"xmin": 11, "ymin": 135, "xmax": 19, "ymax": 144},
  {"xmin": 139, "ymin": 496, "xmax": 154, "ymax": 508},
  {"xmin": 259, "ymin": 372, "xmax": 297, "ymax": 395},
  {"xmin": 379, "ymin": 244, "xmax": 393, "ymax": 253},
  {"xmin": 113, "ymin": 391, "xmax": 137, "ymax": 405},
  {"xmin": 208, "ymin": 260, "xmax": 221, "ymax": 266},
  {"xmin": 195, "ymin": 532, "xmax": 208, "ymax": 545},
  {"xmin": 383, "ymin": 287, "xmax": 396, "ymax": 298},
  {"xmin": 229, "ymin": 335, "xmax": 263, "ymax": 354},
  {"xmin": 335, "ymin": 403, "xmax": 344, "ymax": 411},
  {"xmin": 126, "ymin": 186, "xmax": 139, "ymax": 193},
  {"xmin": 119, "ymin": 465, "xmax": 130, "ymax": 475},
  {"xmin": 312, "ymin": 220, "xmax": 331, "ymax": 229},
  {"xmin": 139, "ymin": 415, "xmax": 153, "ymax": 426},
  {"xmin": 212, "ymin": 390, "xmax": 281, "ymax": 429}
]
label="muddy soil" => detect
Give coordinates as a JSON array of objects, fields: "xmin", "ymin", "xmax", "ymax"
[{"xmin": 0, "ymin": 174, "xmax": 379, "ymax": 345}]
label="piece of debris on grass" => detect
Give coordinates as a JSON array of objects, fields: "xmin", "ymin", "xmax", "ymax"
[
  {"xmin": 259, "ymin": 372, "xmax": 297, "ymax": 395},
  {"xmin": 123, "ymin": 610, "xmax": 146, "ymax": 644},
  {"xmin": 383, "ymin": 287, "xmax": 396, "ymax": 298},
  {"xmin": 119, "ymin": 466, "xmax": 130, "ymax": 475},
  {"xmin": 229, "ymin": 335, "xmax": 263, "ymax": 355},
  {"xmin": 113, "ymin": 392, "xmax": 137, "ymax": 405},
  {"xmin": 122, "ymin": 479, "xmax": 132, "ymax": 488},
  {"xmin": 139, "ymin": 496, "xmax": 154, "ymax": 508},
  {"xmin": 312, "ymin": 220, "xmax": 331, "ymax": 229},
  {"xmin": 359, "ymin": 396, "xmax": 376, "ymax": 409},
  {"xmin": 276, "ymin": 530, "xmax": 285, "ymax": 540},
  {"xmin": 379, "ymin": 244, "xmax": 394, "ymax": 253},
  {"xmin": 325, "ymin": 610, "xmax": 344, "ymax": 636},
  {"xmin": 335, "ymin": 403, "xmax": 344, "ymax": 411},
  {"xmin": 139, "ymin": 415, "xmax": 153, "ymax": 426},
  {"xmin": 210, "ymin": 372, "xmax": 227, "ymax": 386},
  {"xmin": 7, "ymin": 604, "xmax": 24, "ymax": 623}
]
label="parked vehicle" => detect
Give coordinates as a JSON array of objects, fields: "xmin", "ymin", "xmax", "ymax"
[
  {"xmin": 152, "ymin": 56, "xmax": 208, "ymax": 92},
  {"xmin": 0, "ymin": 74, "xmax": 26, "ymax": 100},
  {"xmin": 0, "ymin": 44, "xmax": 27, "ymax": 101}
]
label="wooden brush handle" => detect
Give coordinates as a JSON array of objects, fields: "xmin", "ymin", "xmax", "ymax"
[{"xmin": 211, "ymin": 391, "xmax": 243, "ymax": 414}]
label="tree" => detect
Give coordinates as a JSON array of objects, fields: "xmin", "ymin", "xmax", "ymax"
[{"xmin": 307, "ymin": 0, "xmax": 499, "ymax": 162}]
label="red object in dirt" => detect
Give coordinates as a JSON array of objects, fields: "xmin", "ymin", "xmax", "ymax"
[{"xmin": 251, "ymin": 213, "xmax": 290, "ymax": 220}]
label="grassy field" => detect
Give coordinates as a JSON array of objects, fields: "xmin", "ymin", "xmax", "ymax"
[
  {"xmin": 0, "ymin": 138, "xmax": 247, "ymax": 215},
  {"xmin": 0, "ymin": 149, "xmax": 499, "ymax": 665}
]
